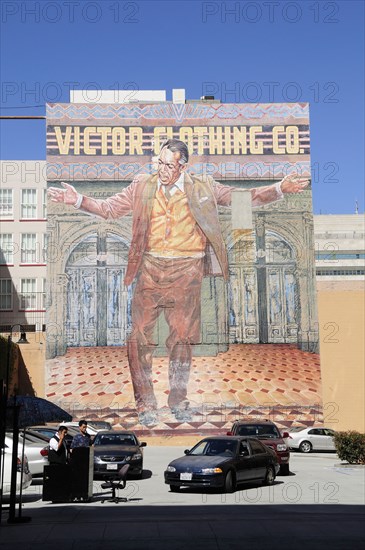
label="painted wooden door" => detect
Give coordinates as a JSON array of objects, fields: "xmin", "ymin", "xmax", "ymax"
[{"xmin": 65, "ymin": 232, "xmax": 130, "ymax": 347}]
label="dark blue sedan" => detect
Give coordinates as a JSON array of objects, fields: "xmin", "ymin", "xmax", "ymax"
[{"xmin": 164, "ymin": 436, "xmax": 279, "ymax": 493}]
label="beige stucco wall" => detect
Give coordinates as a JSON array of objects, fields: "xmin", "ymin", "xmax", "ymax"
[
  {"xmin": 18, "ymin": 332, "xmax": 46, "ymax": 397},
  {"xmin": 317, "ymin": 283, "xmax": 365, "ymax": 432}
]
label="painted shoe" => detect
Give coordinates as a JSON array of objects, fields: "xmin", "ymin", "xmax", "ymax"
[
  {"xmin": 138, "ymin": 410, "xmax": 158, "ymax": 427},
  {"xmin": 171, "ymin": 407, "xmax": 193, "ymax": 423}
]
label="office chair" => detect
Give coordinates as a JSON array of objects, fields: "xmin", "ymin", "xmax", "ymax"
[{"xmin": 101, "ymin": 464, "xmax": 130, "ymax": 503}]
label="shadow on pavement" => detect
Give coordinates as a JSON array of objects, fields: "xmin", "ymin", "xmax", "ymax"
[{"xmin": 0, "ymin": 504, "xmax": 364, "ymax": 550}]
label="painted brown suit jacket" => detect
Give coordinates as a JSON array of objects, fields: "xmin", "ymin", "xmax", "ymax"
[{"xmin": 79, "ymin": 173, "xmax": 282, "ymax": 286}]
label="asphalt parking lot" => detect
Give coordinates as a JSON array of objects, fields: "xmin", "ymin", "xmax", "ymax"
[{"xmin": 1, "ymin": 447, "xmax": 364, "ymax": 549}]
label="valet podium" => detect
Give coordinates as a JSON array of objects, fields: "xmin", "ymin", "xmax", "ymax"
[
  {"xmin": 43, "ymin": 464, "xmax": 72, "ymax": 502},
  {"xmin": 70, "ymin": 446, "xmax": 94, "ymax": 501},
  {"xmin": 43, "ymin": 447, "xmax": 94, "ymax": 502}
]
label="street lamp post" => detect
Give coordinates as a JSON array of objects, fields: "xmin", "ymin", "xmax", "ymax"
[
  {"xmin": 0, "ymin": 379, "xmax": 6, "ymax": 521},
  {"xmin": 0, "ymin": 325, "xmax": 30, "ymax": 524}
]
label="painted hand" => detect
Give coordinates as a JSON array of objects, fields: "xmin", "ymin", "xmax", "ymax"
[
  {"xmin": 48, "ymin": 182, "xmax": 78, "ymax": 205},
  {"xmin": 280, "ymin": 174, "xmax": 310, "ymax": 194}
]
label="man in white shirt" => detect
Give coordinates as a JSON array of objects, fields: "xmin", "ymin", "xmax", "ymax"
[{"xmin": 49, "ymin": 426, "xmax": 68, "ymax": 465}]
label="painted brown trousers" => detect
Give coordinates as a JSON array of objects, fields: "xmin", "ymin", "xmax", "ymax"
[{"xmin": 127, "ymin": 254, "xmax": 204, "ymax": 412}]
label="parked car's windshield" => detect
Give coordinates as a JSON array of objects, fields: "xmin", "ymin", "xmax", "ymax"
[
  {"xmin": 190, "ymin": 440, "xmax": 238, "ymax": 456},
  {"xmin": 94, "ymin": 434, "xmax": 137, "ymax": 446},
  {"xmin": 237, "ymin": 425, "xmax": 281, "ymax": 438}
]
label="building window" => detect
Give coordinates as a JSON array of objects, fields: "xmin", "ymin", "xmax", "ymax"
[
  {"xmin": 0, "ymin": 234, "xmax": 14, "ymax": 264},
  {"xmin": 42, "ymin": 189, "xmax": 47, "ymax": 219},
  {"xmin": 20, "ymin": 278, "xmax": 37, "ymax": 310},
  {"xmin": 21, "ymin": 189, "xmax": 37, "ymax": 219},
  {"xmin": 0, "ymin": 279, "xmax": 12, "ymax": 310},
  {"xmin": 41, "ymin": 278, "xmax": 46, "ymax": 310},
  {"xmin": 316, "ymin": 269, "xmax": 365, "ymax": 276},
  {"xmin": 21, "ymin": 233, "xmax": 37, "ymax": 263},
  {"xmin": 316, "ymin": 252, "xmax": 365, "ymax": 260},
  {"xmin": 42, "ymin": 233, "xmax": 48, "ymax": 263},
  {"xmin": 0, "ymin": 189, "xmax": 13, "ymax": 218}
]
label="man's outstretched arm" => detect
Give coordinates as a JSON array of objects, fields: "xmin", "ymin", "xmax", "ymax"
[
  {"xmin": 213, "ymin": 173, "xmax": 310, "ymax": 207},
  {"xmin": 48, "ymin": 181, "xmax": 134, "ymax": 219}
]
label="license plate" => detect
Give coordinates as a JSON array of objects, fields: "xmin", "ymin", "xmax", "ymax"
[
  {"xmin": 106, "ymin": 463, "xmax": 118, "ymax": 470},
  {"xmin": 180, "ymin": 472, "xmax": 192, "ymax": 481}
]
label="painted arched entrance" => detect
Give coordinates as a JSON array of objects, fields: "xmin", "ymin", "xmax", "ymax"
[
  {"xmin": 65, "ymin": 230, "xmax": 131, "ymax": 347},
  {"xmin": 228, "ymin": 230, "xmax": 299, "ymax": 344}
]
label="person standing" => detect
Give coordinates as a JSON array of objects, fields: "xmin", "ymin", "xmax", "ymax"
[
  {"xmin": 70, "ymin": 420, "xmax": 91, "ymax": 450},
  {"xmin": 49, "ymin": 139, "xmax": 309, "ymax": 426},
  {"xmin": 49, "ymin": 425, "xmax": 68, "ymax": 465}
]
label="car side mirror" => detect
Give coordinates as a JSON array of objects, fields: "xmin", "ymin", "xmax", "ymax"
[
  {"xmin": 184, "ymin": 449, "xmax": 190, "ymax": 455},
  {"xmin": 282, "ymin": 432, "xmax": 289, "ymax": 438},
  {"xmin": 226, "ymin": 431, "xmax": 232, "ymax": 436},
  {"xmin": 140, "ymin": 442, "xmax": 147, "ymax": 447}
]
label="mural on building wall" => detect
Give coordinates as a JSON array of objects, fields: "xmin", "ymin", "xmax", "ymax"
[{"xmin": 46, "ymin": 102, "xmax": 322, "ymax": 433}]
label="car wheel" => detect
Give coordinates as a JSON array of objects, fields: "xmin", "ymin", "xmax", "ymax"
[
  {"xmin": 170, "ymin": 485, "xmax": 180, "ymax": 492},
  {"xmin": 299, "ymin": 441, "xmax": 312, "ymax": 453},
  {"xmin": 264, "ymin": 466, "xmax": 275, "ymax": 486},
  {"xmin": 223, "ymin": 470, "xmax": 236, "ymax": 493},
  {"xmin": 279, "ymin": 464, "xmax": 290, "ymax": 476}
]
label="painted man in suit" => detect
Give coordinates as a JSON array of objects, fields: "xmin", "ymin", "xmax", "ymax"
[{"xmin": 49, "ymin": 139, "xmax": 309, "ymax": 426}]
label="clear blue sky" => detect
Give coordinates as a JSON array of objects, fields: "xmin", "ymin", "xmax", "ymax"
[{"xmin": 0, "ymin": 0, "xmax": 364, "ymax": 214}]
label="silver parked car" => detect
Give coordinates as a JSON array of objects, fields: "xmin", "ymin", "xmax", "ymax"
[
  {"xmin": 93, "ymin": 430, "xmax": 146, "ymax": 479},
  {"xmin": 5, "ymin": 434, "xmax": 49, "ymax": 476},
  {"xmin": 287, "ymin": 427, "xmax": 336, "ymax": 453},
  {"xmin": 1, "ymin": 443, "xmax": 32, "ymax": 494}
]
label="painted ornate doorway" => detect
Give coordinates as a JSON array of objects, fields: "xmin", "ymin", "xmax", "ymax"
[
  {"xmin": 228, "ymin": 229, "xmax": 299, "ymax": 344},
  {"xmin": 65, "ymin": 231, "xmax": 131, "ymax": 347}
]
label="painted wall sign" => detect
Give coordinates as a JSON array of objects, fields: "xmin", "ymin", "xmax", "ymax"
[{"xmin": 46, "ymin": 101, "xmax": 321, "ymax": 434}]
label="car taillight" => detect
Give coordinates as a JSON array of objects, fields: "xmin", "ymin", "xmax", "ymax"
[
  {"xmin": 16, "ymin": 456, "xmax": 29, "ymax": 472},
  {"xmin": 40, "ymin": 447, "xmax": 49, "ymax": 457}
]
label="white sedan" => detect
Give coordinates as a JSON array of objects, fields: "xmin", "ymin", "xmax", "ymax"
[
  {"xmin": 287, "ymin": 427, "xmax": 336, "ymax": 453},
  {"xmin": 1, "ymin": 444, "xmax": 32, "ymax": 494},
  {"xmin": 5, "ymin": 434, "xmax": 49, "ymax": 476}
]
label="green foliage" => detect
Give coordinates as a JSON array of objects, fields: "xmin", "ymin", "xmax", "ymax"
[{"xmin": 334, "ymin": 431, "xmax": 365, "ymax": 464}]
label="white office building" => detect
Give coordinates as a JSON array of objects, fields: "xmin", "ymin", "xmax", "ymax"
[
  {"xmin": 314, "ymin": 214, "xmax": 365, "ymax": 287},
  {"xmin": 0, "ymin": 161, "xmax": 47, "ymax": 331}
]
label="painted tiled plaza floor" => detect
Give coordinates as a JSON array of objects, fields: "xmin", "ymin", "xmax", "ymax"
[{"xmin": 46, "ymin": 344, "xmax": 322, "ymax": 435}]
